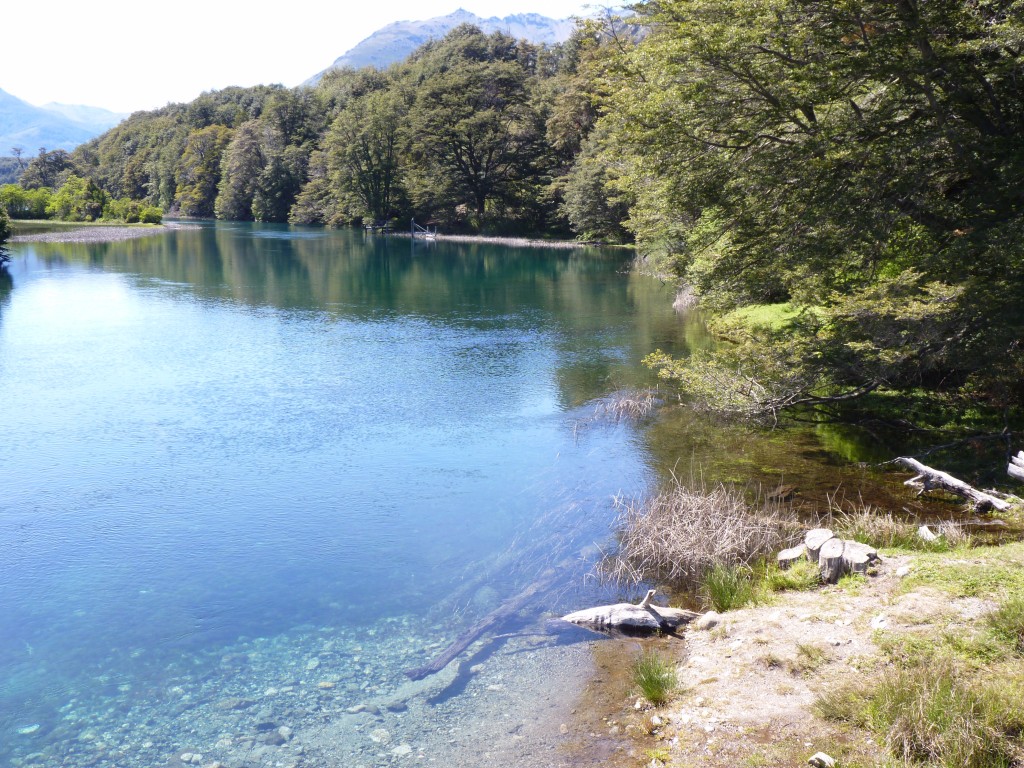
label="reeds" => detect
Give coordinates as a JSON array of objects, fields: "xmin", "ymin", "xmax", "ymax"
[{"xmin": 602, "ymin": 478, "xmax": 798, "ymax": 593}]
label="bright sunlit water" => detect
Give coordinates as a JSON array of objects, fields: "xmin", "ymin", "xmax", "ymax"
[{"xmin": 0, "ymin": 223, "xmax": 698, "ymax": 767}]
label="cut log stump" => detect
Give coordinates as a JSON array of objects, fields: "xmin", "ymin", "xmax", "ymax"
[
  {"xmin": 805, "ymin": 529, "xmax": 835, "ymax": 562},
  {"xmin": 818, "ymin": 538, "xmax": 847, "ymax": 583},
  {"xmin": 842, "ymin": 540, "xmax": 879, "ymax": 575},
  {"xmin": 777, "ymin": 543, "xmax": 807, "ymax": 570}
]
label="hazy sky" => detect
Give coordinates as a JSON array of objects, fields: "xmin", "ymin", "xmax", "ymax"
[{"xmin": 6, "ymin": 1, "xmax": 596, "ymax": 114}]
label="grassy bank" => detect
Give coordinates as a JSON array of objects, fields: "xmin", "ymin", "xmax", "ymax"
[{"xmin": 598, "ymin": 490, "xmax": 1024, "ymax": 767}]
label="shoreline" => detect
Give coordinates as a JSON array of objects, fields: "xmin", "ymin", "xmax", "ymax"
[{"xmin": 10, "ymin": 223, "xmax": 197, "ymax": 244}]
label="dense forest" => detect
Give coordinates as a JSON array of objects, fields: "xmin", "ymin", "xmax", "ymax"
[{"xmin": 2, "ymin": 0, "xmax": 1022, "ymax": 423}]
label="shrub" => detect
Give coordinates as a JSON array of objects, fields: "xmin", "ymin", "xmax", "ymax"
[
  {"xmin": 763, "ymin": 558, "xmax": 820, "ymax": 592},
  {"xmin": 631, "ymin": 649, "xmax": 677, "ymax": 706},
  {"xmin": 140, "ymin": 206, "xmax": 163, "ymax": 224}
]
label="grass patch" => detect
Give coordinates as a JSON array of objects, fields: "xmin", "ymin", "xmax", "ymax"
[
  {"xmin": 826, "ymin": 500, "xmax": 971, "ymax": 552},
  {"xmin": 702, "ymin": 563, "xmax": 756, "ymax": 611},
  {"xmin": 762, "ymin": 557, "xmax": 820, "ymax": 592},
  {"xmin": 900, "ymin": 542, "xmax": 1024, "ymax": 600},
  {"xmin": 816, "ymin": 660, "xmax": 1023, "ymax": 768},
  {"xmin": 986, "ymin": 595, "xmax": 1024, "ymax": 654},
  {"xmin": 631, "ymin": 649, "xmax": 678, "ymax": 706}
]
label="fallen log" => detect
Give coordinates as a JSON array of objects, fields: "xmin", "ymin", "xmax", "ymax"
[
  {"xmin": 1009, "ymin": 451, "xmax": 1024, "ymax": 483},
  {"xmin": 561, "ymin": 589, "xmax": 699, "ymax": 635},
  {"xmin": 896, "ymin": 457, "xmax": 1012, "ymax": 512},
  {"xmin": 404, "ymin": 566, "xmax": 562, "ymax": 680}
]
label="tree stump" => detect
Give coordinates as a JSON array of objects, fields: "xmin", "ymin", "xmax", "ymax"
[
  {"xmin": 805, "ymin": 529, "xmax": 835, "ymax": 562},
  {"xmin": 841, "ymin": 540, "xmax": 879, "ymax": 575},
  {"xmin": 818, "ymin": 538, "xmax": 847, "ymax": 583},
  {"xmin": 777, "ymin": 543, "xmax": 807, "ymax": 570}
]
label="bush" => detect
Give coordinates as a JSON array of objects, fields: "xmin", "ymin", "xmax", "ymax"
[
  {"xmin": 140, "ymin": 206, "xmax": 163, "ymax": 224},
  {"xmin": 631, "ymin": 649, "xmax": 677, "ymax": 706}
]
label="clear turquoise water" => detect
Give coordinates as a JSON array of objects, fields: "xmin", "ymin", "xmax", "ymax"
[{"xmin": 0, "ymin": 223, "xmax": 694, "ymax": 765}]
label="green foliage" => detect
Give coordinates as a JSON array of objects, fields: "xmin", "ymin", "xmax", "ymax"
[
  {"xmin": 46, "ymin": 175, "xmax": 106, "ymax": 222},
  {"xmin": 0, "ymin": 204, "xmax": 10, "ymax": 252},
  {"xmin": 0, "ymin": 184, "xmax": 52, "ymax": 219},
  {"xmin": 631, "ymin": 648, "xmax": 677, "ymax": 706},
  {"xmin": 176, "ymin": 124, "xmax": 233, "ymax": 218},
  {"xmin": 701, "ymin": 563, "xmax": 755, "ymax": 611},
  {"xmin": 610, "ymin": 0, "xmax": 1024, "ymax": 419},
  {"xmin": 20, "ymin": 148, "xmax": 78, "ymax": 190}
]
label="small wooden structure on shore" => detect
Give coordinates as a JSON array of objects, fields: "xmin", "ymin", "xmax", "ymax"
[
  {"xmin": 363, "ymin": 220, "xmax": 394, "ymax": 235},
  {"xmin": 411, "ymin": 219, "xmax": 437, "ymax": 240}
]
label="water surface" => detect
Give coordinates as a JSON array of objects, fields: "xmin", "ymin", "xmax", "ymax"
[{"xmin": 0, "ymin": 223, "xmax": 696, "ymax": 767}]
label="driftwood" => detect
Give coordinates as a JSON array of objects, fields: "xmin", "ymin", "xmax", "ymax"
[
  {"xmin": 897, "ymin": 457, "xmax": 1011, "ymax": 512},
  {"xmin": 404, "ymin": 566, "xmax": 562, "ymax": 680},
  {"xmin": 561, "ymin": 589, "xmax": 699, "ymax": 635},
  {"xmin": 1009, "ymin": 451, "xmax": 1024, "ymax": 483}
]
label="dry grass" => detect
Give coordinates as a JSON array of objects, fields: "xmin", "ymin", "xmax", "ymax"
[
  {"xmin": 601, "ymin": 478, "xmax": 799, "ymax": 592},
  {"xmin": 826, "ymin": 496, "xmax": 970, "ymax": 551},
  {"xmin": 594, "ymin": 389, "xmax": 660, "ymax": 423}
]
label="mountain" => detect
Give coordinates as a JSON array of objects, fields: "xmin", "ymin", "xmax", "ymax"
[
  {"xmin": 0, "ymin": 88, "xmax": 126, "ymax": 157},
  {"xmin": 38, "ymin": 102, "xmax": 127, "ymax": 134},
  {"xmin": 308, "ymin": 8, "xmax": 578, "ymax": 82}
]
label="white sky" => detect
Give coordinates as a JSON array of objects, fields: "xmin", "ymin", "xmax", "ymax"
[{"xmin": 4, "ymin": 1, "xmax": 597, "ymax": 114}]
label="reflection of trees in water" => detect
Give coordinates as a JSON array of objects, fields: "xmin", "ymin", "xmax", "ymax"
[{"xmin": 22, "ymin": 222, "xmax": 701, "ymax": 409}]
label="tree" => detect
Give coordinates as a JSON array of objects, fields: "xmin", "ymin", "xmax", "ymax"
[
  {"xmin": 0, "ymin": 204, "xmax": 10, "ymax": 260},
  {"xmin": 176, "ymin": 125, "xmax": 234, "ymax": 217},
  {"xmin": 20, "ymin": 148, "xmax": 78, "ymax": 190},
  {"xmin": 214, "ymin": 120, "xmax": 265, "ymax": 221},
  {"xmin": 326, "ymin": 88, "xmax": 408, "ymax": 222},
  {"xmin": 406, "ymin": 26, "xmax": 544, "ymax": 222},
  {"xmin": 46, "ymin": 175, "xmax": 107, "ymax": 221},
  {"xmin": 608, "ymin": 0, "xmax": 1024, "ymax": 418}
]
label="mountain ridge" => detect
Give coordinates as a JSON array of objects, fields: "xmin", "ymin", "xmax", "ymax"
[
  {"xmin": 308, "ymin": 8, "xmax": 578, "ymax": 83},
  {"xmin": 0, "ymin": 88, "xmax": 126, "ymax": 157}
]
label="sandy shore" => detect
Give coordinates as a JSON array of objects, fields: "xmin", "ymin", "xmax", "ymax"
[{"xmin": 10, "ymin": 223, "xmax": 198, "ymax": 244}]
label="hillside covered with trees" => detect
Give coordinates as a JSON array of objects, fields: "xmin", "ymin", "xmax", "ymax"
[{"xmin": 3, "ymin": 1, "xmax": 1022, "ymax": 424}]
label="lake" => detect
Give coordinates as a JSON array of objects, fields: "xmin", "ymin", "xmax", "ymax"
[{"xmin": 0, "ymin": 223, "xmax": 706, "ymax": 768}]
